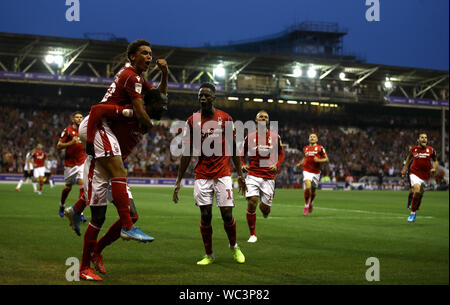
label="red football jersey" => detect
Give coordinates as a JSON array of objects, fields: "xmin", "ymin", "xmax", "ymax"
[
  {"xmin": 302, "ymin": 144, "xmax": 326, "ymax": 174},
  {"xmin": 241, "ymin": 130, "xmax": 285, "ymax": 180},
  {"xmin": 59, "ymin": 125, "xmax": 86, "ymax": 167},
  {"xmin": 109, "ymin": 119, "xmax": 146, "ymax": 160},
  {"xmin": 100, "ymin": 65, "xmax": 152, "ymax": 106},
  {"xmin": 32, "ymin": 150, "xmax": 46, "ymax": 168},
  {"xmin": 184, "ymin": 109, "xmax": 234, "ymax": 179},
  {"xmin": 408, "ymin": 145, "xmax": 437, "ymax": 180}
]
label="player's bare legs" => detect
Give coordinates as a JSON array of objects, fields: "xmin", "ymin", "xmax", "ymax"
[{"xmin": 246, "ymin": 196, "xmax": 258, "ymax": 242}]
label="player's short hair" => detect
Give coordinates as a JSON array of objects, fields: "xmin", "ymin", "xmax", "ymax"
[
  {"xmin": 200, "ymin": 82, "xmax": 216, "ymax": 93},
  {"xmin": 256, "ymin": 110, "xmax": 269, "ymax": 118},
  {"xmin": 127, "ymin": 39, "xmax": 151, "ymax": 62},
  {"xmin": 71, "ymin": 111, "xmax": 82, "ymax": 117}
]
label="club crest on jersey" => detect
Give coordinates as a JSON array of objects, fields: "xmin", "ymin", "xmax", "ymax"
[
  {"xmin": 135, "ymin": 83, "xmax": 142, "ymax": 94},
  {"xmin": 217, "ymin": 116, "xmax": 223, "ymax": 126}
]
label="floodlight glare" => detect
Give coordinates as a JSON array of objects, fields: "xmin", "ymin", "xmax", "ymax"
[
  {"xmin": 45, "ymin": 54, "xmax": 54, "ymax": 64},
  {"xmin": 213, "ymin": 64, "xmax": 225, "ymax": 78},
  {"xmin": 54, "ymin": 55, "xmax": 64, "ymax": 67},
  {"xmin": 293, "ymin": 67, "xmax": 302, "ymax": 77},
  {"xmin": 384, "ymin": 80, "xmax": 393, "ymax": 89},
  {"xmin": 307, "ymin": 68, "xmax": 317, "ymax": 78},
  {"xmin": 339, "ymin": 72, "xmax": 346, "ymax": 80}
]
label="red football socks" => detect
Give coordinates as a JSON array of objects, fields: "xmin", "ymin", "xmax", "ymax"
[
  {"xmin": 60, "ymin": 187, "xmax": 71, "ymax": 205},
  {"xmin": 80, "ymin": 221, "xmax": 101, "ymax": 270},
  {"xmin": 110, "ymin": 178, "xmax": 134, "ymax": 231},
  {"xmin": 304, "ymin": 189, "xmax": 311, "ymax": 205},
  {"xmin": 246, "ymin": 209, "xmax": 257, "ymax": 236},
  {"xmin": 200, "ymin": 221, "xmax": 213, "ymax": 255},
  {"xmin": 411, "ymin": 193, "xmax": 422, "ymax": 212},
  {"xmin": 224, "ymin": 218, "xmax": 237, "ymax": 248},
  {"xmin": 95, "ymin": 214, "xmax": 138, "ymax": 255}
]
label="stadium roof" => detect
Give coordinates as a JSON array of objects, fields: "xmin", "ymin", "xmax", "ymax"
[{"xmin": 0, "ymin": 32, "xmax": 448, "ymax": 104}]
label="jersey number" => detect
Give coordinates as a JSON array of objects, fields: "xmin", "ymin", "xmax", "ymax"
[{"xmin": 101, "ymin": 82, "xmax": 116, "ymax": 103}]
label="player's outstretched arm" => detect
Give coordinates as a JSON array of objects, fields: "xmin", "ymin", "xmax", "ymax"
[
  {"xmin": 155, "ymin": 59, "xmax": 168, "ymax": 96},
  {"xmin": 173, "ymin": 155, "xmax": 192, "ymax": 203}
]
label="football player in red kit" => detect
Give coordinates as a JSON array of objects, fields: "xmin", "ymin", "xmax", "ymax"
[
  {"xmin": 57, "ymin": 111, "xmax": 86, "ymax": 218},
  {"xmin": 173, "ymin": 83, "xmax": 247, "ymax": 266},
  {"xmin": 30, "ymin": 143, "xmax": 48, "ymax": 195},
  {"xmin": 241, "ymin": 110, "xmax": 285, "ymax": 243},
  {"xmin": 296, "ymin": 133, "xmax": 329, "ymax": 216},
  {"xmin": 401, "ymin": 133, "xmax": 438, "ymax": 222}
]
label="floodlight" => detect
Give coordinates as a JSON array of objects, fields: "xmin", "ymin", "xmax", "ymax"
[
  {"xmin": 339, "ymin": 72, "xmax": 346, "ymax": 80},
  {"xmin": 213, "ymin": 64, "xmax": 225, "ymax": 78},
  {"xmin": 307, "ymin": 68, "xmax": 317, "ymax": 78},
  {"xmin": 293, "ymin": 67, "xmax": 302, "ymax": 77},
  {"xmin": 45, "ymin": 54, "xmax": 54, "ymax": 64}
]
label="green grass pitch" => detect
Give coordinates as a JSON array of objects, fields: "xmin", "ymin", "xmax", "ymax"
[{"xmin": 0, "ymin": 184, "xmax": 448, "ymax": 285}]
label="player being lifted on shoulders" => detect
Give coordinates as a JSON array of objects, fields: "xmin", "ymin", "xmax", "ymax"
[
  {"xmin": 401, "ymin": 133, "xmax": 438, "ymax": 223},
  {"xmin": 173, "ymin": 82, "xmax": 247, "ymax": 266},
  {"xmin": 241, "ymin": 110, "xmax": 285, "ymax": 243},
  {"xmin": 296, "ymin": 133, "xmax": 329, "ymax": 216}
]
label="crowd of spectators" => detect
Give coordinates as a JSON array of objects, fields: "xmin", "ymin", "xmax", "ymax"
[{"xmin": 1, "ymin": 93, "xmax": 448, "ymax": 190}]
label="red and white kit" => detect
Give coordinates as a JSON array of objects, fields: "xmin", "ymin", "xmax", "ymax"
[
  {"xmin": 184, "ymin": 109, "xmax": 235, "ymax": 207},
  {"xmin": 407, "ymin": 145, "xmax": 437, "ymax": 186},
  {"xmin": 59, "ymin": 125, "xmax": 86, "ymax": 184},
  {"xmin": 241, "ymin": 130, "xmax": 285, "ymax": 206},
  {"xmin": 32, "ymin": 149, "xmax": 47, "ymax": 178},
  {"xmin": 302, "ymin": 144, "xmax": 327, "ymax": 186}
]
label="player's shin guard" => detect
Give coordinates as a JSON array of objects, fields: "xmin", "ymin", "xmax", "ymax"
[
  {"xmin": 81, "ymin": 221, "xmax": 102, "ymax": 271},
  {"xmin": 224, "ymin": 218, "xmax": 237, "ymax": 248},
  {"xmin": 60, "ymin": 187, "xmax": 72, "ymax": 206},
  {"xmin": 110, "ymin": 178, "xmax": 134, "ymax": 231},
  {"xmin": 410, "ymin": 193, "xmax": 422, "ymax": 212},
  {"xmin": 200, "ymin": 221, "xmax": 213, "ymax": 255},
  {"xmin": 246, "ymin": 209, "xmax": 257, "ymax": 236}
]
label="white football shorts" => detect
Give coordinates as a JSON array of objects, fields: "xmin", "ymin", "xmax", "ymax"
[
  {"xmin": 64, "ymin": 164, "xmax": 84, "ymax": 185},
  {"xmin": 79, "ymin": 115, "xmax": 121, "ymax": 159},
  {"xmin": 409, "ymin": 174, "xmax": 425, "ymax": 187},
  {"xmin": 302, "ymin": 170, "xmax": 321, "ymax": 188},
  {"xmin": 33, "ymin": 166, "xmax": 46, "ymax": 178},
  {"xmin": 83, "ymin": 156, "xmax": 132, "ymax": 206},
  {"xmin": 245, "ymin": 175, "xmax": 275, "ymax": 206},
  {"xmin": 194, "ymin": 176, "xmax": 235, "ymax": 207}
]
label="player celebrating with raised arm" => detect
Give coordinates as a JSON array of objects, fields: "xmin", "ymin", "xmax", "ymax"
[
  {"xmin": 401, "ymin": 133, "xmax": 438, "ymax": 223},
  {"xmin": 78, "ymin": 39, "xmax": 167, "ymax": 245},
  {"xmin": 241, "ymin": 110, "xmax": 285, "ymax": 243},
  {"xmin": 172, "ymin": 82, "xmax": 247, "ymax": 266},
  {"xmin": 56, "ymin": 111, "xmax": 86, "ymax": 218},
  {"xmin": 296, "ymin": 133, "xmax": 329, "ymax": 216}
]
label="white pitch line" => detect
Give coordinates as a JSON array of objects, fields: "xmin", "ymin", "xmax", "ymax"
[{"xmin": 278, "ymin": 204, "xmax": 434, "ymax": 219}]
